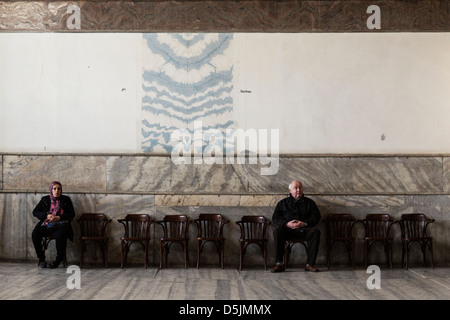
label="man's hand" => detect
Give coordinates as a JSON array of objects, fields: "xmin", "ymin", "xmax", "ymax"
[{"xmin": 286, "ymin": 220, "xmax": 306, "ymax": 229}]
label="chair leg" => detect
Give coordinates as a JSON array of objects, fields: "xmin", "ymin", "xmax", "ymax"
[
  {"xmin": 125, "ymin": 243, "xmax": 130, "ymax": 269},
  {"xmin": 263, "ymin": 242, "xmax": 267, "ymax": 271},
  {"xmin": 196, "ymin": 240, "xmax": 201, "ymax": 269},
  {"xmin": 239, "ymin": 243, "xmax": 244, "ymax": 271},
  {"xmin": 345, "ymin": 242, "xmax": 352, "ymax": 268},
  {"xmin": 284, "ymin": 243, "xmax": 291, "ymax": 268},
  {"xmin": 104, "ymin": 240, "xmax": 109, "ymax": 268},
  {"xmin": 405, "ymin": 243, "xmax": 409, "ymax": 270},
  {"xmin": 215, "ymin": 242, "xmax": 221, "ymax": 268},
  {"xmin": 220, "ymin": 241, "xmax": 225, "ymax": 269},
  {"xmin": 184, "ymin": 240, "xmax": 189, "ymax": 269},
  {"xmin": 429, "ymin": 241, "xmax": 434, "ymax": 268},
  {"xmin": 401, "ymin": 241, "xmax": 406, "ymax": 269},
  {"xmin": 159, "ymin": 241, "xmax": 163, "ymax": 269},
  {"xmin": 120, "ymin": 241, "xmax": 125, "ymax": 269},
  {"xmin": 144, "ymin": 241, "xmax": 149, "ymax": 269},
  {"xmin": 351, "ymin": 241, "xmax": 356, "ymax": 269},
  {"xmin": 421, "ymin": 241, "xmax": 428, "ymax": 267},
  {"xmin": 165, "ymin": 245, "xmax": 169, "ymax": 268},
  {"xmin": 389, "ymin": 243, "xmax": 393, "ymax": 269},
  {"xmin": 364, "ymin": 241, "xmax": 369, "ymax": 268},
  {"xmin": 387, "ymin": 241, "xmax": 393, "ymax": 269},
  {"xmin": 80, "ymin": 240, "xmax": 85, "ymax": 268},
  {"xmin": 326, "ymin": 242, "xmax": 331, "ymax": 270},
  {"xmin": 44, "ymin": 237, "xmax": 67, "ymax": 267}
]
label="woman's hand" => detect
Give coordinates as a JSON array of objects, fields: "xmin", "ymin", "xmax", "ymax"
[{"xmin": 46, "ymin": 214, "xmax": 60, "ymax": 222}]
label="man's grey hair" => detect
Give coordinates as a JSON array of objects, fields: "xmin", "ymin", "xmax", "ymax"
[{"xmin": 288, "ymin": 180, "xmax": 302, "ymax": 190}]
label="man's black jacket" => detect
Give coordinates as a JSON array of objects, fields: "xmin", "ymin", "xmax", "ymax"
[{"xmin": 272, "ymin": 194, "xmax": 321, "ymax": 228}]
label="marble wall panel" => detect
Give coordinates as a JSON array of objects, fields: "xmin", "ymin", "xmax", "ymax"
[
  {"xmin": 0, "ymin": 193, "xmax": 29, "ymax": 260},
  {"xmin": 0, "ymin": 154, "xmax": 447, "ymax": 197},
  {"xmin": 239, "ymin": 195, "xmax": 285, "ymax": 207},
  {"xmin": 317, "ymin": 0, "xmax": 447, "ymax": 32},
  {"xmin": 106, "ymin": 156, "xmax": 172, "ymax": 193},
  {"xmin": 405, "ymin": 195, "xmax": 450, "ymax": 220},
  {"xmin": 314, "ymin": 195, "xmax": 407, "ymax": 216},
  {"xmin": 0, "ymin": 156, "xmax": 2, "ymax": 190},
  {"xmin": 106, "ymin": 157, "xmax": 248, "ymax": 194},
  {"xmin": 242, "ymin": 156, "xmax": 444, "ymax": 195},
  {"xmin": 155, "ymin": 195, "xmax": 241, "ymax": 207},
  {"xmin": 275, "ymin": 157, "xmax": 354, "ymax": 194},
  {"xmin": 170, "ymin": 163, "xmax": 247, "ymax": 194},
  {"xmin": 0, "ymin": 1, "xmax": 448, "ymax": 32},
  {"xmin": 1, "ymin": 155, "xmax": 447, "ymax": 195},
  {"xmin": 443, "ymin": 157, "xmax": 450, "ymax": 194},
  {"xmin": 3, "ymin": 155, "xmax": 107, "ymax": 192},
  {"xmin": 350, "ymin": 157, "xmax": 443, "ymax": 194},
  {"xmin": 433, "ymin": 220, "xmax": 450, "ymax": 263},
  {"xmin": 379, "ymin": 0, "xmax": 447, "ymax": 31},
  {"xmin": 0, "ymin": 1, "xmax": 55, "ymax": 31},
  {"xmin": 70, "ymin": 193, "xmax": 97, "ymax": 216}
]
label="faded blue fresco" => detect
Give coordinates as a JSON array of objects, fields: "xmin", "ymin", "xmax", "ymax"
[{"xmin": 141, "ymin": 33, "xmax": 235, "ymax": 153}]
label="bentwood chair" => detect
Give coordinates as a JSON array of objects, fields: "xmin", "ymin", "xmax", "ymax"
[
  {"xmin": 398, "ymin": 213, "xmax": 435, "ymax": 269},
  {"xmin": 323, "ymin": 213, "xmax": 357, "ymax": 269},
  {"xmin": 41, "ymin": 235, "xmax": 68, "ymax": 267},
  {"xmin": 77, "ymin": 213, "xmax": 111, "ymax": 268},
  {"xmin": 194, "ymin": 214, "xmax": 229, "ymax": 269},
  {"xmin": 118, "ymin": 214, "xmax": 154, "ymax": 269},
  {"xmin": 157, "ymin": 215, "xmax": 190, "ymax": 269},
  {"xmin": 41, "ymin": 218, "xmax": 73, "ymax": 267},
  {"xmin": 283, "ymin": 239, "xmax": 308, "ymax": 268},
  {"xmin": 236, "ymin": 216, "xmax": 271, "ymax": 270},
  {"xmin": 360, "ymin": 214, "xmax": 395, "ymax": 268}
]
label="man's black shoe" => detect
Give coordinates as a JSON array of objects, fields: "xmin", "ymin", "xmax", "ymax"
[{"xmin": 271, "ymin": 264, "xmax": 286, "ymax": 273}]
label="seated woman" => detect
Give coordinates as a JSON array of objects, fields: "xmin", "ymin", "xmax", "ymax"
[{"xmin": 31, "ymin": 181, "xmax": 75, "ymax": 268}]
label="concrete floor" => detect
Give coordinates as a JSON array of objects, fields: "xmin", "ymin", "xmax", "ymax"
[{"xmin": 1, "ymin": 261, "xmax": 448, "ymax": 301}]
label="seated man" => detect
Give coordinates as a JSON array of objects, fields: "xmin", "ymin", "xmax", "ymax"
[{"xmin": 272, "ymin": 179, "xmax": 321, "ymax": 272}]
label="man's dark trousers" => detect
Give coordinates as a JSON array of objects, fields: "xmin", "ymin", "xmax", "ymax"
[{"xmin": 273, "ymin": 227, "xmax": 320, "ymax": 266}]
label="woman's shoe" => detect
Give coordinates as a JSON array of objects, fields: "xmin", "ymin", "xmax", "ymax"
[{"xmin": 46, "ymin": 261, "xmax": 60, "ymax": 268}]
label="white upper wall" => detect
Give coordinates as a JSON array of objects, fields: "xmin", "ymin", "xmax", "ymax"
[
  {"xmin": 0, "ymin": 32, "xmax": 449, "ymax": 154},
  {"xmin": 0, "ymin": 33, "xmax": 141, "ymax": 153}
]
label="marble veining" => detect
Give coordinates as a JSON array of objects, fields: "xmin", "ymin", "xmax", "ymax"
[
  {"xmin": 0, "ymin": 1, "xmax": 448, "ymax": 32},
  {"xmin": 2, "ymin": 155, "xmax": 447, "ymax": 195},
  {"xmin": 3, "ymin": 155, "xmax": 106, "ymax": 192}
]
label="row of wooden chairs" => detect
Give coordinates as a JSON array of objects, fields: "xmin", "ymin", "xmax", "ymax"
[
  {"xmin": 323, "ymin": 213, "xmax": 435, "ymax": 270},
  {"xmin": 246, "ymin": 213, "xmax": 435, "ymax": 271},
  {"xmin": 46, "ymin": 212, "xmax": 434, "ymax": 270},
  {"xmin": 75, "ymin": 214, "xmax": 275, "ymax": 270},
  {"xmin": 77, "ymin": 213, "xmax": 232, "ymax": 269}
]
